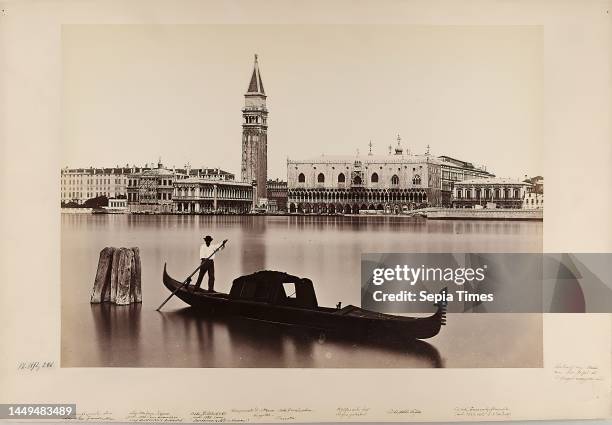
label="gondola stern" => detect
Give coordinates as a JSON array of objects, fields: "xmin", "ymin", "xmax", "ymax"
[{"xmin": 434, "ymin": 287, "xmax": 448, "ymax": 326}]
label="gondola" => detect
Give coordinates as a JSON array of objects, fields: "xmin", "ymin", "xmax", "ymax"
[{"xmin": 162, "ymin": 264, "xmax": 447, "ymax": 340}]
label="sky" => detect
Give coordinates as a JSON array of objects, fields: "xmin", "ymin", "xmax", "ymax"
[{"xmin": 61, "ymin": 25, "xmax": 542, "ymax": 180}]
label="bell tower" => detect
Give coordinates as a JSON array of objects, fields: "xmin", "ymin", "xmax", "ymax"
[{"xmin": 241, "ymin": 54, "xmax": 268, "ymax": 206}]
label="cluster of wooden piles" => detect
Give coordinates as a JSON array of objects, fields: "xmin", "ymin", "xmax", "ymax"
[{"xmin": 90, "ymin": 247, "xmax": 142, "ymax": 305}]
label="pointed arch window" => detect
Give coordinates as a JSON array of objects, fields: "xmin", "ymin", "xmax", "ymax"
[
  {"xmin": 337, "ymin": 173, "xmax": 345, "ymax": 183},
  {"xmin": 317, "ymin": 173, "xmax": 325, "ymax": 183},
  {"xmin": 391, "ymin": 175, "xmax": 399, "ymax": 185},
  {"xmin": 412, "ymin": 175, "xmax": 421, "ymax": 185},
  {"xmin": 298, "ymin": 173, "xmax": 305, "ymax": 183},
  {"xmin": 371, "ymin": 173, "xmax": 379, "ymax": 183}
]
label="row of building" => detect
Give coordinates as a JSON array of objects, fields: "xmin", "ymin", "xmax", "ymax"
[
  {"xmin": 61, "ymin": 55, "xmax": 542, "ymax": 214},
  {"xmin": 61, "ymin": 161, "xmax": 288, "ymax": 214},
  {"xmin": 61, "ymin": 156, "xmax": 542, "ymax": 214}
]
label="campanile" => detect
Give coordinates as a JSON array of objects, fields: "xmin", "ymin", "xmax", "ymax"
[{"xmin": 241, "ymin": 54, "xmax": 268, "ymax": 205}]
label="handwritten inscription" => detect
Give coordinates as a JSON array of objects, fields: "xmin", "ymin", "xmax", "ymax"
[
  {"xmin": 553, "ymin": 363, "xmax": 603, "ymax": 382},
  {"xmin": 73, "ymin": 411, "xmax": 115, "ymax": 421},
  {"xmin": 17, "ymin": 361, "xmax": 55, "ymax": 372},
  {"xmin": 125, "ymin": 410, "xmax": 183, "ymax": 422},
  {"xmin": 191, "ymin": 410, "xmax": 226, "ymax": 423},
  {"xmin": 386, "ymin": 408, "xmax": 422, "ymax": 417},
  {"xmin": 454, "ymin": 406, "xmax": 511, "ymax": 417},
  {"xmin": 336, "ymin": 407, "xmax": 370, "ymax": 418},
  {"xmin": 190, "ymin": 408, "xmax": 314, "ymax": 422}
]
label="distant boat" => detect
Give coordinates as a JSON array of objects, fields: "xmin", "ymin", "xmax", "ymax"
[{"xmin": 162, "ymin": 265, "xmax": 447, "ymax": 340}]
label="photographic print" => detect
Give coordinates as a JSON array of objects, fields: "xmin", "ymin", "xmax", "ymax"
[{"xmin": 59, "ymin": 25, "xmax": 544, "ymax": 368}]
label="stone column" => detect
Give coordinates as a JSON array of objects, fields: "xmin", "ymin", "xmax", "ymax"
[
  {"xmin": 213, "ymin": 184, "xmax": 218, "ymax": 210},
  {"xmin": 251, "ymin": 183, "xmax": 257, "ymax": 210}
]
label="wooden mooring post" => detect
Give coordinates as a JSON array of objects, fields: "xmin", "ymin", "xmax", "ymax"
[{"xmin": 90, "ymin": 247, "xmax": 142, "ymax": 305}]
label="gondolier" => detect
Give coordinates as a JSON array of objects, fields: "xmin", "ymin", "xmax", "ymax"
[{"xmin": 192, "ymin": 235, "xmax": 227, "ymax": 292}]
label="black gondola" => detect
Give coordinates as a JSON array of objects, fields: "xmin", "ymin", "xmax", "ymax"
[{"xmin": 162, "ymin": 264, "xmax": 447, "ymax": 340}]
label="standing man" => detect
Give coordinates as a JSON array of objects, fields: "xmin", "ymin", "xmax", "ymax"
[{"xmin": 193, "ymin": 235, "xmax": 228, "ymax": 292}]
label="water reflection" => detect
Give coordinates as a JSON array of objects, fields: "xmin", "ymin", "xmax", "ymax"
[
  {"xmin": 239, "ymin": 216, "xmax": 267, "ymax": 275},
  {"xmin": 156, "ymin": 308, "xmax": 443, "ymax": 368},
  {"xmin": 89, "ymin": 303, "xmax": 142, "ymax": 367},
  {"xmin": 62, "ymin": 214, "xmax": 542, "ymax": 368}
]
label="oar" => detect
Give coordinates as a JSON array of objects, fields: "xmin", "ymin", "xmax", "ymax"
[{"xmin": 156, "ymin": 239, "xmax": 228, "ymax": 311}]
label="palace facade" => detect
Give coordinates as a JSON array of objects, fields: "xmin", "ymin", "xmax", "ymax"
[
  {"xmin": 173, "ymin": 178, "xmax": 254, "ymax": 214},
  {"xmin": 451, "ymin": 177, "xmax": 531, "ymax": 209},
  {"xmin": 287, "ymin": 145, "xmax": 442, "ymax": 214}
]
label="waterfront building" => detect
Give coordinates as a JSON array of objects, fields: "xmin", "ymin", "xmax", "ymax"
[
  {"xmin": 439, "ymin": 155, "xmax": 495, "ymax": 206},
  {"xmin": 173, "ymin": 178, "xmax": 254, "ymax": 214},
  {"xmin": 266, "ymin": 179, "xmax": 288, "ymax": 212},
  {"xmin": 128, "ymin": 163, "xmax": 176, "ymax": 213},
  {"xmin": 241, "ymin": 54, "xmax": 268, "ymax": 207},
  {"xmin": 60, "ymin": 166, "xmax": 132, "ymax": 205},
  {"xmin": 102, "ymin": 198, "xmax": 128, "ymax": 213},
  {"xmin": 523, "ymin": 176, "xmax": 544, "ymax": 209},
  {"xmin": 287, "ymin": 138, "xmax": 442, "ymax": 214},
  {"xmin": 523, "ymin": 192, "xmax": 544, "ymax": 210},
  {"xmin": 451, "ymin": 177, "xmax": 531, "ymax": 209},
  {"xmin": 524, "ymin": 175, "xmax": 544, "ymax": 194},
  {"xmin": 126, "ymin": 161, "xmax": 236, "ymax": 213}
]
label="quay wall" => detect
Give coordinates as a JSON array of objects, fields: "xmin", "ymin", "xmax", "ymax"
[
  {"xmin": 61, "ymin": 208, "xmax": 93, "ymax": 214},
  {"xmin": 425, "ymin": 208, "xmax": 542, "ymax": 221}
]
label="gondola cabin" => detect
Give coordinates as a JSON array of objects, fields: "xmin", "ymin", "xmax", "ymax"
[{"xmin": 229, "ymin": 271, "xmax": 318, "ymax": 309}]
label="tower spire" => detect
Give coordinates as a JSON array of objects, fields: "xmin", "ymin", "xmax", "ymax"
[{"xmin": 247, "ymin": 53, "xmax": 265, "ymax": 94}]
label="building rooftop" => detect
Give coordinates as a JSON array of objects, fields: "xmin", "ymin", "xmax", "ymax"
[
  {"xmin": 438, "ymin": 155, "xmax": 491, "ymax": 173},
  {"xmin": 61, "ymin": 165, "xmax": 235, "ymax": 179},
  {"xmin": 288, "ymin": 153, "xmax": 443, "ymax": 165},
  {"xmin": 458, "ymin": 177, "xmax": 531, "ymax": 185},
  {"xmin": 175, "ymin": 177, "xmax": 253, "ymax": 187},
  {"xmin": 141, "ymin": 167, "xmax": 174, "ymax": 176}
]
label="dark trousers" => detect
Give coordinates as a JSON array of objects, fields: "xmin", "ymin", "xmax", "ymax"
[{"xmin": 194, "ymin": 259, "xmax": 215, "ymax": 290}]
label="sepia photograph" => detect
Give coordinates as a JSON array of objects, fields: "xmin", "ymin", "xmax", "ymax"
[
  {"xmin": 2, "ymin": 0, "xmax": 612, "ymax": 422},
  {"xmin": 59, "ymin": 25, "xmax": 545, "ymax": 368}
]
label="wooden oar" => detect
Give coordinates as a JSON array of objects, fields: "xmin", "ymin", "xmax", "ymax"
[{"xmin": 156, "ymin": 239, "xmax": 228, "ymax": 311}]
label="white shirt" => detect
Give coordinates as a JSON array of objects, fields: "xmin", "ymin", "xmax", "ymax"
[{"xmin": 199, "ymin": 242, "xmax": 224, "ymax": 260}]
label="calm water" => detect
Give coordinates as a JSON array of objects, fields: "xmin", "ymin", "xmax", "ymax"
[{"xmin": 61, "ymin": 214, "xmax": 543, "ymax": 368}]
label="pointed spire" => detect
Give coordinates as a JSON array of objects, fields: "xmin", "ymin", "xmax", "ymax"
[
  {"xmin": 394, "ymin": 133, "xmax": 404, "ymax": 155},
  {"xmin": 368, "ymin": 140, "xmax": 373, "ymax": 156},
  {"xmin": 247, "ymin": 54, "xmax": 265, "ymax": 94}
]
